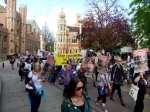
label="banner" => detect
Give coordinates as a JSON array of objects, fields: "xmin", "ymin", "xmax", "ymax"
[
  {"xmin": 54, "ymin": 53, "xmax": 80, "ymax": 66},
  {"xmin": 37, "ymin": 49, "xmax": 43, "ymax": 58},
  {"xmin": 98, "ymin": 55, "xmax": 109, "ymax": 71},
  {"xmin": 133, "ymin": 49, "xmax": 148, "ymax": 73},
  {"xmin": 80, "ymin": 50, "xmax": 86, "ymax": 58}
]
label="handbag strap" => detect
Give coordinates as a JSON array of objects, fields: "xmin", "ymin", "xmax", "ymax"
[{"xmin": 113, "ymin": 65, "xmax": 117, "ymax": 79}]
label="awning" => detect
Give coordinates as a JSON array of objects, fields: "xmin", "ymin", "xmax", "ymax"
[{"xmin": 112, "ymin": 49, "xmax": 121, "ymax": 53}]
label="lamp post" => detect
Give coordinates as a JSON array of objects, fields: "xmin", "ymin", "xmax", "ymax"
[{"xmin": 78, "ymin": 20, "xmax": 82, "ymax": 51}]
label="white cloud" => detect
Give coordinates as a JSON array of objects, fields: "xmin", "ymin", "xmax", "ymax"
[{"xmin": 0, "ymin": 0, "xmax": 6, "ymax": 6}]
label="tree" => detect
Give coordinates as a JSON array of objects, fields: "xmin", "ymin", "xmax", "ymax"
[
  {"xmin": 42, "ymin": 23, "xmax": 54, "ymax": 51},
  {"xmin": 129, "ymin": 0, "xmax": 150, "ymax": 49},
  {"xmin": 81, "ymin": 0, "xmax": 135, "ymax": 52}
]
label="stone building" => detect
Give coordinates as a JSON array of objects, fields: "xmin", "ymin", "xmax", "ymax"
[
  {"xmin": 0, "ymin": 0, "xmax": 44, "ymax": 58},
  {"xmin": 54, "ymin": 9, "xmax": 81, "ymax": 54},
  {"xmin": 0, "ymin": 23, "xmax": 7, "ymax": 61}
]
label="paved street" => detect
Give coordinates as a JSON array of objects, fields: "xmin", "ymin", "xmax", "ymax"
[{"xmin": 0, "ymin": 60, "xmax": 150, "ymax": 112}]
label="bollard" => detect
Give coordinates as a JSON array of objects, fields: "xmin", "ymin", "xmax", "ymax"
[{"xmin": 2, "ymin": 62, "xmax": 4, "ymax": 67}]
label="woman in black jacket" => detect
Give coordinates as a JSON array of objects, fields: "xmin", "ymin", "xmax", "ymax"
[
  {"xmin": 133, "ymin": 72, "xmax": 147, "ymax": 112},
  {"xmin": 110, "ymin": 57, "xmax": 127, "ymax": 106},
  {"xmin": 19, "ymin": 58, "xmax": 25, "ymax": 81}
]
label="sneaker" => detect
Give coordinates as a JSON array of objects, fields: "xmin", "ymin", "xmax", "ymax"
[
  {"xmin": 102, "ymin": 103, "xmax": 108, "ymax": 112},
  {"xmin": 95, "ymin": 98, "xmax": 99, "ymax": 105}
]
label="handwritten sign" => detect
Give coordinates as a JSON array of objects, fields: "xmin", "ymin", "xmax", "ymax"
[{"xmin": 54, "ymin": 53, "xmax": 80, "ymax": 66}]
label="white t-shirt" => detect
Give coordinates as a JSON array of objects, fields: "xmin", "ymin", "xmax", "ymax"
[
  {"xmin": 28, "ymin": 71, "xmax": 42, "ymax": 89},
  {"xmin": 24, "ymin": 62, "xmax": 32, "ymax": 71}
]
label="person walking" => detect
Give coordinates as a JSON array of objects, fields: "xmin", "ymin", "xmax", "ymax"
[
  {"xmin": 86, "ymin": 58, "xmax": 96, "ymax": 87},
  {"xmin": 25, "ymin": 62, "xmax": 46, "ymax": 112},
  {"xmin": 133, "ymin": 72, "xmax": 147, "ymax": 112},
  {"xmin": 95, "ymin": 71, "xmax": 110, "ymax": 112},
  {"xmin": 110, "ymin": 57, "xmax": 127, "ymax": 106},
  {"xmin": 10, "ymin": 55, "xmax": 15, "ymax": 70},
  {"xmin": 19, "ymin": 58, "xmax": 25, "ymax": 81},
  {"xmin": 58, "ymin": 64, "xmax": 73, "ymax": 97},
  {"xmin": 78, "ymin": 61, "xmax": 90, "ymax": 99},
  {"xmin": 61, "ymin": 76, "xmax": 93, "ymax": 112},
  {"xmin": 24, "ymin": 58, "xmax": 32, "ymax": 84},
  {"xmin": 43, "ymin": 55, "xmax": 55, "ymax": 83}
]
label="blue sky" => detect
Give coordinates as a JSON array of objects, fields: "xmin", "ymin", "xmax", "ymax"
[{"xmin": 0, "ymin": 0, "xmax": 131, "ymax": 36}]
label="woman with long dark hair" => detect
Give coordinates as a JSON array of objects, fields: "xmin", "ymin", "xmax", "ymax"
[{"xmin": 61, "ymin": 76, "xmax": 92, "ymax": 112}]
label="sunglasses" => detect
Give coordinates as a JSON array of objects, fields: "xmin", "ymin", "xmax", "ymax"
[{"xmin": 76, "ymin": 86, "xmax": 84, "ymax": 91}]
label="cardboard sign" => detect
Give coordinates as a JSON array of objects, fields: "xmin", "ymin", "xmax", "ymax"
[
  {"xmin": 98, "ymin": 55, "xmax": 109, "ymax": 71},
  {"xmin": 133, "ymin": 49, "xmax": 148, "ymax": 73},
  {"xmin": 54, "ymin": 53, "xmax": 80, "ymax": 66},
  {"xmin": 37, "ymin": 49, "xmax": 43, "ymax": 58}
]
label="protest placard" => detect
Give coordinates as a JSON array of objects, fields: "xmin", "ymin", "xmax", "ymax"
[
  {"xmin": 54, "ymin": 53, "xmax": 80, "ymax": 66},
  {"xmin": 98, "ymin": 55, "xmax": 109, "ymax": 71},
  {"xmin": 133, "ymin": 49, "xmax": 148, "ymax": 73}
]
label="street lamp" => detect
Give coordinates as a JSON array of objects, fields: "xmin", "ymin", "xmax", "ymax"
[{"xmin": 78, "ymin": 20, "xmax": 82, "ymax": 51}]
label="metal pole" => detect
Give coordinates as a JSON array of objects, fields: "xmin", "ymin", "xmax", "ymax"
[{"xmin": 79, "ymin": 22, "xmax": 82, "ymax": 51}]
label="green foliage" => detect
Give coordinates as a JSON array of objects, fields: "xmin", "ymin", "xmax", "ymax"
[
  {"xmin": 45, "ymin": 42, "xmax": 54, "ymax": 52},
  {"xmin": 82, "ymin": 5, "xmax": 135, "ymax": 52},
  {"xmin": 129, "ymin": 0, "xmax": 150, "ymax": 49}
]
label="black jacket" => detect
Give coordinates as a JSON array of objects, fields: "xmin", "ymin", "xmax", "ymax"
[
  {"xmin": 111, "ymin": 64, "xmax": 126, "ymax": 85},
  {"xmin": 133, "ymin": 73, "xmax": 147, "ymax": 95}
]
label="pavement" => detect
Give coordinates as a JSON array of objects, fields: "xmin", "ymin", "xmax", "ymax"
[{"xmin": 0, "ymin": 60, "xmax": 150, "ymax": 112}]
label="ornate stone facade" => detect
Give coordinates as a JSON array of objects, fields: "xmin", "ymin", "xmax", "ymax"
[
  {"xmin": 0, "ymin": 0, "xmax": 44, "ymax": 56},
  {"xmin": 54, "ymin": 9, "xmax": 81, "ymax": 54}
]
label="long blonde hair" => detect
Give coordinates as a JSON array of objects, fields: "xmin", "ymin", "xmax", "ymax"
[{"xmin": 33, "ymin": 62, "xmax": 42, "ymax": 72}]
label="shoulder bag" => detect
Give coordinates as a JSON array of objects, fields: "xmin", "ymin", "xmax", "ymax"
[{"xmin": 129, "ymin": 83, "xmax": 139, "ymax": 101}]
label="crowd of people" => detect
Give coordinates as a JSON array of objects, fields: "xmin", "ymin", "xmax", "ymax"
[{"xmin": 8, "ymin": 50, "xmax": 149, "ymax": 112}]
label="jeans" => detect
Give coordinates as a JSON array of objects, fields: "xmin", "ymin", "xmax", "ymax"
[
  {"xmin": 11, "ymin": 63, "xmax": 14, "ymax": 69},
  {"xmin": 29, "ymin": 93, "xmax": 41, "ymax": 112},
  {"xmin": 48, "ymin": 70, "xmax": 56, "ymax": 83},
  {"xmin": 97, "ymin": 88, "xmax": 107, "ymax": 103}
]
